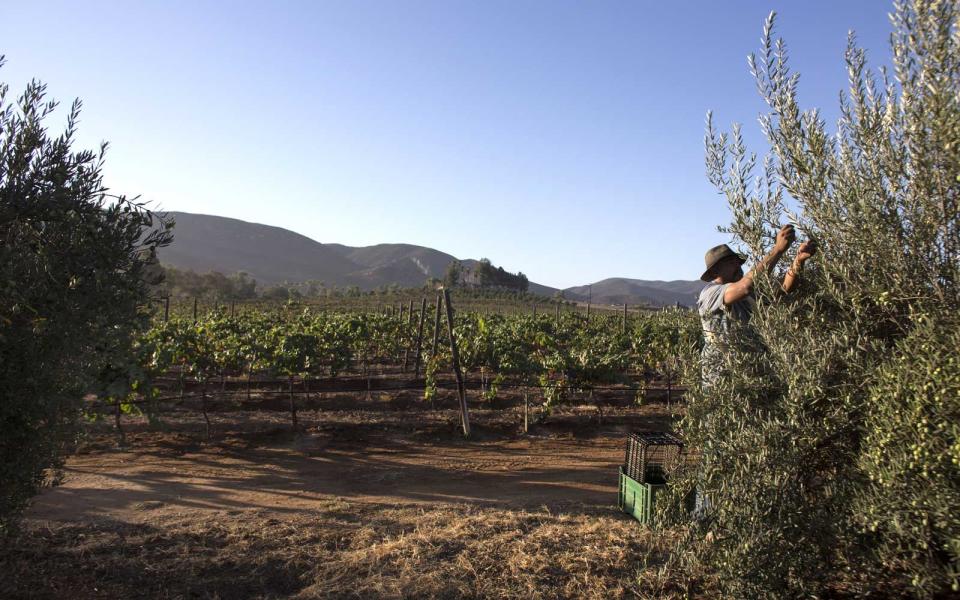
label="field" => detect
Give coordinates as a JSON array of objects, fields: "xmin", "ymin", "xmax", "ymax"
[
  {"xmin": 2, "ymin": 299, "xmax": 694, "ymax": 599},
  {"xmin": 4, "ymin": 390, "xmax": 680, "ymax": 599}
]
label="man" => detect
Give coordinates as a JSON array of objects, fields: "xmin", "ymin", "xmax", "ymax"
[
  {"xmin": 691, "ymin": 225, "xmax": 816, "ymax": 519},
  {"xmin": 697, "ymin": 224, "xmax": 817, "ymax": 385}
]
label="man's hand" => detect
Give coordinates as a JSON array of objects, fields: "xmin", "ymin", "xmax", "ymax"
[
  {"xmin": 796, "ymin": 240, "xmax": 817, "ymax": 263},
  {"xmin": 724, "ymin": 224, "xmax": 802, "ymax": 305},
  {"xmin": 782, "ymin": 238, "xmax": 817, "ymax": 294},
  {"xmin": 774, "ymin": 225, "xmax": 796, "ymax": 253}
]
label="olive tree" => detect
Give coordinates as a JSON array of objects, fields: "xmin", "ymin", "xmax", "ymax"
[
  {"xmin": 0, "ymin": 58, "xmax": 172, "ymax": 532},
  {"xmin": 658, "ymin": 2, "xmax": 959, "ymax": 597}
]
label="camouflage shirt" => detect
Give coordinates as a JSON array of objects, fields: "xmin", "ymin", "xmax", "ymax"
[{"xmin": 697, "ymin": 282, "xmax": 754, "ymax": 386}]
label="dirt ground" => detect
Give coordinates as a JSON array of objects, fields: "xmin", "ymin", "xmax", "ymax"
[{"xmin": 2, "ymin": 392, "xmax": 683, "ymax": 599}]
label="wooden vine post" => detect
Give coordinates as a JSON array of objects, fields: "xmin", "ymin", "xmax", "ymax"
[
  {"xmin": 622, "ymin": 303, "xmax": 628, "ymax": 335},
  {"xmin": 430, "ymin": 292, "xmax": 443, "ymax": 359},
  {"xmin": 414, "ymin": 297, "xmax": 427, "ymax": 377},
  {"xmin": 288, "ymin": 376, "xmax": 299, "ymax": 432},
  {"xmin": 442, "ymin": 288, "xmax": 471, "ymax": 437},
  {"xmin": 246, "ymin": 357, "xmax": 253, "ymax": 402},
  {"xmin": 523, "ymin": 392, "xmax": 529, "ymax": 434},
  {"xmin": 164, "ymin": 295, "xmax": 170, "ymax": 322}
]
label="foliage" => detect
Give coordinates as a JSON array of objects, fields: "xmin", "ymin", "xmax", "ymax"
[
  {"xmin": 443, "ymin": 260, "xmax": 462, "ymax": 288},
  {"xmin": 0, "ymin": 60, "xmax": 172, "ymax": 533},
  {"xmin": 157, "ymin": 265, "xmax": 257, "ymax": 301},
  {"xmin": 470, "ymin": 258, "xmax": 530, "ymax": 292},
  {"xmin": 415, "ymin": 309, "xmax": 695, "ymax": 408},
  {"xmin": 137, "ymin": 304, "xmax": 695, "ymax": 414},
  {"xmin": 659, "ymin": 3, "xmax": 960, "ymax": 597},
  {"xmin": 857, "ymin": 316, "xmax": 960, "ymax": 593}
]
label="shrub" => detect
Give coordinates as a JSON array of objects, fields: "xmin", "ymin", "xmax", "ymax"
[
  {"xmin": 658, "ymin": 2, "xmax": 959, "ymax": 597},
  {"xmin": 0, "ymin": 58, "xmax": 171, "ymax": 532}
]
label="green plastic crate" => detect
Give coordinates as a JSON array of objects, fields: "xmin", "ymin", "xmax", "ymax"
[{"xmin": 618, "ymin": 466, "xmax": 665, "ymax": 525}]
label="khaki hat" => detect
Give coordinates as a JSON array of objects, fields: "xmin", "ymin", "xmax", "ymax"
[{"xmin": 700, "ymin": 244, "xmax": 746, "ymax": 282}]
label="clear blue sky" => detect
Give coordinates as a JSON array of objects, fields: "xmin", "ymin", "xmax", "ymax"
[{"xmin": 1, "ymin": 1, "xmax": 892, "ymax": 289}]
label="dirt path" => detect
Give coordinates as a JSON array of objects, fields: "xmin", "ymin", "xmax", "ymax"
[
  {"xmin": 28, "ymin": 433, "xmax": 627, "ymax": 526},
  {"xmin": 6, "ymin": 405, "xmax": 679, "ymax": 599}
]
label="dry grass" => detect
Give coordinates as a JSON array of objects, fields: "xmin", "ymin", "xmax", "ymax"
[
  {"xmin": 3, "ymin": 500, "xmax": 675, "ymax": 599},
  {"xmin": 3, "ymin": 394, "xmax": 687, "ymax": 599}
]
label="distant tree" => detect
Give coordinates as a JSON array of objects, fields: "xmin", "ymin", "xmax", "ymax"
[
  {"xmin": 261, "ymin": 285, "xmax": 290, "ymax": 301},
  {"xmin": 305, "ymin": 280, "xmax": 325, "ymax": 297},
  {"xmin": 156, "ymin": 266, "xmax": 257, "ymax": 300},
  {"xmin": 476, "ymin": 258, "xmax": 494, "ymax": 287},
  {"xmin": 156, "ymin": 266, "xmax": 201, "ymax": 297},
  {"xmin": 0, "ymin": 59, "xmax": 172, "ymax": 532},
  {"xmin": 232, "ymin": 272, "xmax": 257, "ymax": 300},
  {"xmin": 203, "ymin": 271, "xmax": 232, "ymax": 299},
  {"xmin": 443, "ymin": 260, "xmax": 462, "ymax": 287},
  {"xmin": 469, "ymin": 259, "xmax": 528, "ymax": 291},
  {"xmin": 516, "ymin": 271, "xmax": 530, "ymax": 293}
]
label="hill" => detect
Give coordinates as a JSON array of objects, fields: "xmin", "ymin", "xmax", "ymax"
[
  {"xmin": 157, "ymin": 212, "xmax": 702, "ymax": 305},
  {"xmin": 159, "ymin": 212, "xmax": 542, "ymax": 291},
  {"xmin": 562, "ymin": 278, "xmax": 705, "ymax": 307},
  {"xmin": 157, "ymin": 212, "xmax": 359, "ymax": 286}
]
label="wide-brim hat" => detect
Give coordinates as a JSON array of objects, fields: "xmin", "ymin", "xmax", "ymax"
[{"xmin": 700, "ymin": 244, "xmax": 746, "ymax": 282}]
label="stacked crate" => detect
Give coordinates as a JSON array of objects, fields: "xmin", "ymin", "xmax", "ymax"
[{"xmin": 618, "ymin": 431, "xmax": 685, "ymax": 524}]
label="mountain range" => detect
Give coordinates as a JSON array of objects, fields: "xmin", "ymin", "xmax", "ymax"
[{"xmin": 157, "ymin": 212, "xmax": 705, "ymax": 306}]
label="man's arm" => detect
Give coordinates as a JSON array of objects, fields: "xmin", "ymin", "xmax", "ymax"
[
  {"xmin": 782, "ymin": 240, "xmax": 817, "ymax": 294},
  {"xmin": 723, "ymin": 225, "xmax": 795, "ymax": 305}
]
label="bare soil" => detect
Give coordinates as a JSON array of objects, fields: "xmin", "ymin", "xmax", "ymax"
[{"xmin": 2, "ymin": 391, "xmax": 682, "ymax": 599}]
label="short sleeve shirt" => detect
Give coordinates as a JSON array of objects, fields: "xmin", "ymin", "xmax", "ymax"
[{"xmin": 697, "ymin": 282, "xmax": 754, "ymax": 385}]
